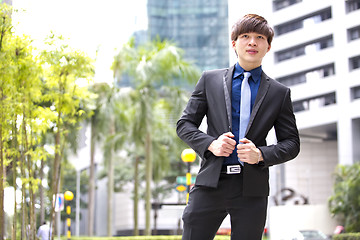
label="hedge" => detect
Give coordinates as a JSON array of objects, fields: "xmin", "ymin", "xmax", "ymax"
[
  {"xmin": 61, "ymin": 236, "xmax": 231, "ymax": 240},
  {"xmin": 333, "ymin": 233, "xmax": 360, "ymax": 240}
]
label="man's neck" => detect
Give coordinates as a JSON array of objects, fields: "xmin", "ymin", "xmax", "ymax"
[{"xmin": 238, "ymin": 61, "xmax": 261, "ymax": 72}]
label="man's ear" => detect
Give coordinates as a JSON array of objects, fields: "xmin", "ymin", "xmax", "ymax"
[
  {"xmin": 267, "ymin": 44, "xmax": 271, "ymax": 52},
  {"xmin": 231, "ymin": 41, "xmax": 238, "ymax": 56}
]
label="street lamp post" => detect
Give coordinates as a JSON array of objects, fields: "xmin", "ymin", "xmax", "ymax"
[
  {"xmin": 181, "ymin": 148, "xmax": 197, "ymax": 204},
  {"xmin": 64, "ymin": 191, "xmax": 74, "ymax": 240}
]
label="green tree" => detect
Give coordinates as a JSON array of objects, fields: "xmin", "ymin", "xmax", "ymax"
[
  {"xmin": 89, "ymin": 83, "xmax": 132, "ymax": 236},
  {"xmin": 112, "ymin": 37, "xmax": 199, "ymax": 235},
  {"xmin": 98, "ymin": 85, "xmax": 120, "ymax": 237},
  {"xmin": 0, "ymin": 4, "xmax": 13, "ymax": 239},
  {"xmin": 1, "ymin": 5, "xmax": 95, "ymax": 239},
  {"xmin": 1, "ymin": 5, "xmax": 50, "ymax": 239},
  {"xmin": 328, "ymin": 162, "xmax": 360, "ymax": 232},
  {"xmin": 12, "ymin": 35, "xmax": 44, "ymax": 240},
  {"xmin": 40, "ymin": 33, "xmax": 94, "ymax": 239},
  {"xmin": 86, "ymin": 82, "xmax": 112, "ymax": 236}
]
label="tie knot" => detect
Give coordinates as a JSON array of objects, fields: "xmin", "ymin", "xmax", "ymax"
[{"xmin": 243, "ymin": 72, "xmax": 251, "ymax": 80}]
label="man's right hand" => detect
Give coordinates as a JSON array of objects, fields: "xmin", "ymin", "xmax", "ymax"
[{"xmin": 208, "ymin": 132, "xmax": 236, "ymax": 157}]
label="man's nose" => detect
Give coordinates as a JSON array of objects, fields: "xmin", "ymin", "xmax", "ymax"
[{"xmin": 248, "ymin": 37, "xmax": 257, "ymax": 46}]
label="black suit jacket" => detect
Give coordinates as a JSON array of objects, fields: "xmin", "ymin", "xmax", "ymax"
[{"xmin": 176, "ymin": 65, "xmax": 300, "ymax": 197}]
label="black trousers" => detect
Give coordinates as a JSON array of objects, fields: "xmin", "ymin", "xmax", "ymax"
[{"xmin": 182, "ymin": 172, "xmax": 268, "ymax": 240}]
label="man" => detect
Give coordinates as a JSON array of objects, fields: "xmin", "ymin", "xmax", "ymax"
[
  {"xmin": 176, "ymin": 14, "xmax": 300, "ymax": 240},
  {"xmin": 37, "ymin": 221, "xmax": 51, "ymax": 240}
]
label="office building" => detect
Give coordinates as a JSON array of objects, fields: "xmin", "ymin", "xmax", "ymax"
[
  {"xmin": 147, "ymin": 0, "xmax": 229, "ymax": 71},
  {"xmin": 265, "ymin": 0, "xmax": 360, "ymax": 206}
]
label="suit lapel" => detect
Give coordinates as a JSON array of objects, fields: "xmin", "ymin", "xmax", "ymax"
[
  {"xmin": 246, "ymin": 71, "xmax": 271, "ymax": 134},
  {"xmin": 223, "ymin": 65, "xmax": 235, "ymax": 130}
]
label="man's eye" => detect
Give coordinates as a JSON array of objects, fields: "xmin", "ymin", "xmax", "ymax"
[
  {"xmin": 257, "ymin": 36, "xmax": 265, "ymax": 39},
  {"xmin": 242, "ymin": 35, "xmax": 249, "ymax": 38}
]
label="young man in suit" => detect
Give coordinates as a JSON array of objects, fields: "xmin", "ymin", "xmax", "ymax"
[{"xmin": 176, "ymin": 14, "xmax": 300, "ymax": 240}]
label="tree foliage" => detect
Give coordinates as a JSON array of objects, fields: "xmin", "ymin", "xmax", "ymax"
[
  {"xmin": 112, "ymin": 37, "xmax": 200, "ymax": 235},
  {"xmin": 0, "ymin": 4, "xmax": 94, "ymax": 240},
  {"xmin": 329, "ymin": 163, "xmax": 360, "ymax": 233}
]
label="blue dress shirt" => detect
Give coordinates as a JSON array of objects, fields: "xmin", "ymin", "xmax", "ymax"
[{"xmin": 223, "ymin": 62, "xmax": 262, "ymax": 166}]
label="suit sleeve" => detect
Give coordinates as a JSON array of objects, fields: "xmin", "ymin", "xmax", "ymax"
[
  {"xmin": 258, "ymin": 88, "xmax": 300, "ymax": 166},
  {"xmin": 176, "ymin": 72, "xmax": 216, "ymax": 159}
]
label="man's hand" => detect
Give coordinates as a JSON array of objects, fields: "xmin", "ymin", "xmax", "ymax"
[
  {"xmin": 208, "ymin": 132, "xmax": 236, "ymax": 157},
  {"xmin": 237, "ymin": 138, "xmax": 263, "ymax": 164}
]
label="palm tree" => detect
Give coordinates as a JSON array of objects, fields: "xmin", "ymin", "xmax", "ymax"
[
  {"xmin": 112, "ymin": 37, "xmax": 199, "ymax": 235},
  {"xmin": 86, "ymin": 82, "xmax": 113, "ymax": 236},
  {"xmin": 90, "ymin": 84, "xmax": 132, "ymax": 236}
]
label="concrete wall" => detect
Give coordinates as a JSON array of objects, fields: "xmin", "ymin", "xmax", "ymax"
[{"xmin": 285, "ymin": 141, "xmax": 338, "ymax": 205}]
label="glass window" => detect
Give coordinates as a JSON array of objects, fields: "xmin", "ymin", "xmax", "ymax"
[
  {"xmin": 275, "ymin": 8, "xmax": 331, "ymax": 36},
  {"xmin": 278, "ymin": 74, "xmax": 306, "ymax": 86},
  {"xmin": 273, "ymin": 0, "xmax": 302, "ymax": 11},
  {"xmin": 322, "ymin": 64, "xmax": 335, "ymax": 77},
  {"xmin": 348, "ymin": 25, "xmax": 360, "ymax": 41},
  {"xmin": 318, "ymin": 37, "xmax": 333, "ymax": 49},
  {"xmin": 292, "ymin": 92, "xmax": 336, "ymax": 113},
  {"xmin": 275, "ymin": 36, "xmax": 333, "ymax": 62},
  {"xmin": 352, "ymin": 86, "xmax": 360, "ymax": 100},
  {"xmin": 275, "ymin": 20, "xmax": 303, "ymax": 36},
  {"xmin": 276, "ymin": 46, "xmax": 305, "ymax": 62},
  {"xmin": 350, "ymin": 55, "xmax": 360, "ymax": 71},
  {"xmin": 277, "ymin": 64, "xmax": 335, "ymax": 87},
  {"xmin": 351, "ymin": 86, "xmax": 360, "ymax": 100},
  {"xmin": 346, "ymin": 0, "xmax": 360, "ymax": 13}
]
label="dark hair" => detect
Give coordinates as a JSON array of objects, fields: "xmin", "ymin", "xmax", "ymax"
[{"xmin": 231, "ymin": 14, "xmax": 274, "ymax": 45}]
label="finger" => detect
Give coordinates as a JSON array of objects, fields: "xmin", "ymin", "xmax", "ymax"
[
  {"xmin": 239, "ymin": 138, "xmax": 251, "ymax": 144},
  {"xmin": 223, "ymin": 132, "xmax": 235, "ymax": 138},
  {"xmin": 224, "ymin": 137, "xmax": 237, "ymax": 146},
  {"xmin": 222, "ymin": 147, "xmax": 234, "ymax": 156},
  {"xmin": 237, "ymin": 143, "xmax": 250, "ymax": 150}
]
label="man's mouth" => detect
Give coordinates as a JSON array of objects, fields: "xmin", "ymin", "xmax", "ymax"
[{"xmin": 246, "ymin": 49, "xmax": 258, "ymax": 54}]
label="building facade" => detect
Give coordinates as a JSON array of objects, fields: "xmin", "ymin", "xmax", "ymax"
[
  {"xmin": 147, "ymin": 0, "xmax": 229, "ymax": 71},
  {"xmin": 266, "ymin": 0, "xmax": 360, "ymax": 206}
]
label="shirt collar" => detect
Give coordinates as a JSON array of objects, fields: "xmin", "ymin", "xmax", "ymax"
[{"xmin": 233, "ymin": 62, "xmax": 262, "ymax": 83}]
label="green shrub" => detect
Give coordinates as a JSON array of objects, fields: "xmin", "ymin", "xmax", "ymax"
[
  {"xmin": 329, "ymin": 163, "xmax": 360, "ymax": 232},
  {"xmin": 61, "ymin": 235, "xmax": 231, "ymax": 240},
  {"xmin": 332, "ymin": 233, "xmax": 360, "ymax": 240}
]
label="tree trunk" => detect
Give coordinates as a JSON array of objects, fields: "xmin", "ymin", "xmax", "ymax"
[
  {"xmin": 23, "ymin": 110, "xmax": 36, "ymax": 240},
  {"xmin": 107, "ymin": 116, "xmax": 115, "ymax": 237},
  {"xmin": 145, "ymin": 132, "xmax": 152, "ymax": 236},
  {"xmin": 20, "ymin": 151, "xmax": 27, "ymax": 240},
  {"xmin": 10, "ymin": 117, "xmax": 18, "ymax": 240},
  {"xmin": 133, "ymin": 156, "xmax": 139, "ymax": 236},
  {"xmin": 0, "ymin": 89, "xmax": 4, "ymax": 240},
  {"xmin": 51, "ymin": 127, "xmax": 61, "ymax": 240},
  {"xmin": 13, "ymin": 162, "xmax": 17, "ymax": 240},
  {"xmin": 88, "ymin": 119, "xmax": 96, "ymax": 236},
  {"xmin": 0, "ymin": 132, "xmax": 4, "ymax": 240},
  {"xmin": 12, "ymin": 125, "xmax": 17, "ymax": 240},
  {"xmin": 39, "ymin": 156, "xmax": 45, "ymax": 225}
]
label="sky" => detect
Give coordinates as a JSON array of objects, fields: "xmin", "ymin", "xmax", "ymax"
[
  {"xmin": 12, "ymin": 0, "xmax": 148, "ymax": 83},
  {"xmin": 10, "ymin": 0, "xmax": 273, "ymax": 82}
]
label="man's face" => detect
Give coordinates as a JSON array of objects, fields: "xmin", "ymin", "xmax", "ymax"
[{"xmin": 232, "ymin": 32, "xmax": 271, "ymax": 70}]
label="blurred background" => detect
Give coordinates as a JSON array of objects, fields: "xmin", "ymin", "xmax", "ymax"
[{"xmin": 1, "ymin": 0, "xmax": 360, "ymax": 239}]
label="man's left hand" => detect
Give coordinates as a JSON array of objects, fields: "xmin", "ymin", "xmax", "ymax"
[{"xmin": 237, "ymin": 138, "xmax": 263, "ymax": 164}]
